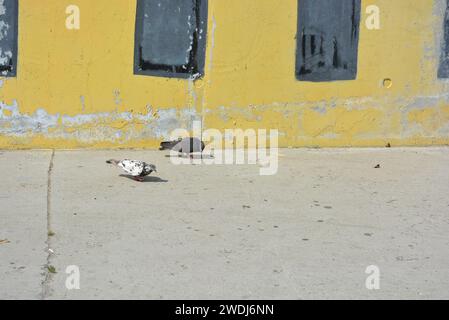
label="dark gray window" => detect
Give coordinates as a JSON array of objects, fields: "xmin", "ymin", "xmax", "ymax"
[
  {"xmin": 438, "ymin": 0, "xmax": 449, "ymax": 78},
  {"xmin": 0, "ymin": 0, "xmax": 18, "ymax": 77},
  {"xmin": 295, "ymin": 0, "xmax": 361, "ymax": 82},
  {"xmin": 134, "ymin": 0, "xmax": 208, "ymax": 79}
]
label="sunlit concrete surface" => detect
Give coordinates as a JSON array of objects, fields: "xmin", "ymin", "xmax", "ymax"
[
  {"xmin": 1, "ymin": 148, "xmax": 449, "ymax": 299},
  {"xmin": 0, "ymin": 151, "xmax": 52, "ymax": 299}
]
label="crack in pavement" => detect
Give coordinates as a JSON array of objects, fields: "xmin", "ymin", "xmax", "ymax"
[{"xmin": 41, "ymin": 149, "xmax": 55, "ymax": 299}]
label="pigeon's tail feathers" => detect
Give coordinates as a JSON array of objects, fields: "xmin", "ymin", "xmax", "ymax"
[
  {"xmin": 159, "ymin": 139, "xmax": 181, "ymax": 151},
  {"xmin": 106, "ymin": 159, "xmax": 120, "ymax": 166}
]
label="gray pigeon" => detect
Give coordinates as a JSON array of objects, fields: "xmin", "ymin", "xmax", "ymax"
[
  {"xmin": 159, "ymin": 137, "xmax": 205, "ymax": 158},
  {"xmin": 106, "ymin": 159, "xmax": 157, "ymax": 182}
]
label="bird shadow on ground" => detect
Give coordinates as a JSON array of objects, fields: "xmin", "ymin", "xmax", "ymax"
[
  {"xmin": 164, "ymin": 154, "xmax": 214, "ymax": 159},
  {"xmin": 119, "ymin": 175, "xmax": 168, "ymax": 183}
]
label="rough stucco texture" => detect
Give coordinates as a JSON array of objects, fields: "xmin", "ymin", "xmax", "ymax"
[{"xmin": 1, "ymin": 0, "xmax": 449, "ymax": 149}]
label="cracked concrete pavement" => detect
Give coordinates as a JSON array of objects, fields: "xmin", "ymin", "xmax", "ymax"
[{"xmin": 1, "ymin": 148, "xmax": 449, "ymax": 299}]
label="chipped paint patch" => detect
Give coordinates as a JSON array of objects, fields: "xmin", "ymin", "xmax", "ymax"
[
  {"xmin": 1, "ymin": 93, "xmax": 449, "ymax": 148},
  {"xmin": 204, "ymin": 94, "xmax": 449, "ymax": 146},
  {"xmin": 0, "ymin": 1, "xmax": 6, "ymax": 16},
  {"xmin": 0, "ymin": 101, "xmax": 200, "ymax": 143}
]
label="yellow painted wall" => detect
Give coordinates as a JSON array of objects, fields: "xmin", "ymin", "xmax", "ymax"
[{"xmin": 1, "ymin": 0, "xmax": 449, "ymax": 149}]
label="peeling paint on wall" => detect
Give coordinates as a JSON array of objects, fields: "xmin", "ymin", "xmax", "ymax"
[{"xmin": 0, "ymin": 101, "xmax": 199, "ymax": 143}]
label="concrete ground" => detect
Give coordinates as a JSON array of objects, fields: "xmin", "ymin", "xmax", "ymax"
[{"xmin": 0, "ymin": 148, "xmax": 448, "ymax": 300}]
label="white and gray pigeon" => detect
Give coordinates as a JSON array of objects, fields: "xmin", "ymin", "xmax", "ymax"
[
  {"xmin": 159, "ymin": 137, "xmax": 205, "ymax": 158},
  {"xmin": 106, "ymin": 159, "xmax": 157, "ymax": 182}
]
